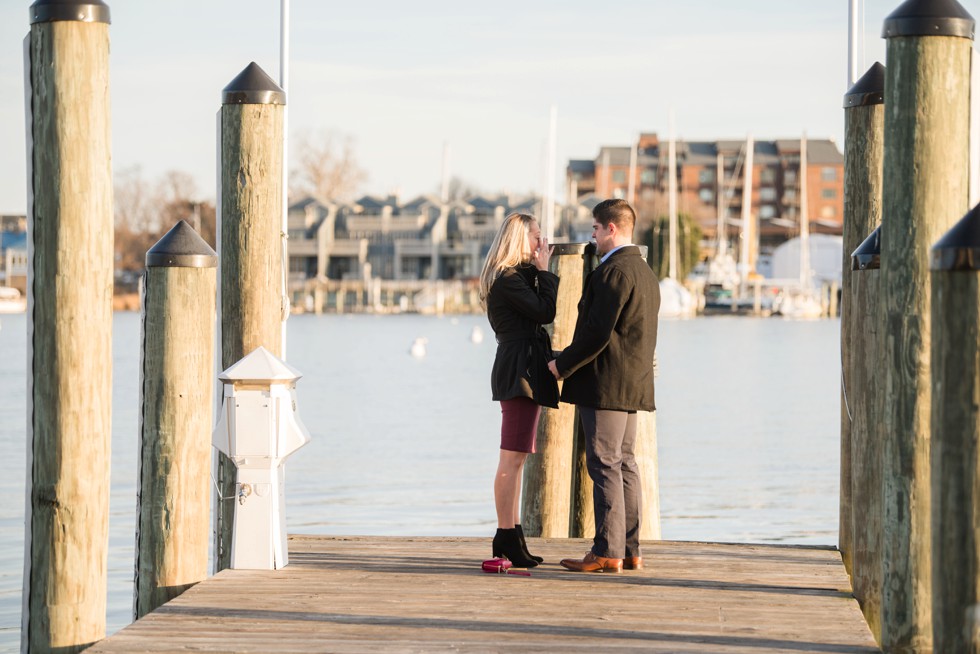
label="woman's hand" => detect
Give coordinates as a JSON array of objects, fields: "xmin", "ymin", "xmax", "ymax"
[{"xmin": 533, "ymin": 237, "xmax": 554, "ymax": 271}]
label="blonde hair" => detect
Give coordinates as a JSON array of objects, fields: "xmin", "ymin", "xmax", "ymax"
[{"xmin": 479, "ymin": 212, "xmax": 537, "ymax": 304}]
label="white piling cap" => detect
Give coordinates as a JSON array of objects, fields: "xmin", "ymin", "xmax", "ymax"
[{"xmin": 219, "ymin": 346, "xmax": 302, "ymax": 384}]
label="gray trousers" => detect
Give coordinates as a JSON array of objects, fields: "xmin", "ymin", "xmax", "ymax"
[{"xmin": 579, "ymin": 407, "xmax": 642, "ymax": 559}]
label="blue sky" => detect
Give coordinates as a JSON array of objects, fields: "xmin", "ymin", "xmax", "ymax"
[{"xmin": 0, "ymin": 0, "xmax": 956, "ymax": 213}]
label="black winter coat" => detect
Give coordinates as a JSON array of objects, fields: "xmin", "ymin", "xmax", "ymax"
[
  {"xmin": 486, "ymin": 263, "xmax": 560, "ymax": 408},
  {"xmin": 555, "ymin": 246, "xmax": 660, "ymax": 411}
]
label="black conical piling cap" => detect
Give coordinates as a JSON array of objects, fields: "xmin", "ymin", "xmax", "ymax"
[
  {"xmin": 882, "ymin": 0, "xmax": 975, "ymax": 39},
  {"xmin": 146, "ymin": 220, "xmax": 217, "ymax": 268},
  {"xmin": 931, "ymin": 204, "xmax": 980, "ymax": 271},
  {"xmin": 844, "ymin": 62, "xmax": 886, "ymax": 108},
  {"xmin": 852, "ymin": 226, "xmax": 882, "ymax": 271},
  {"xmin": 222, "ymin": 62, "xmax": 285, "ymax": 105},
  {"xmin": 30, "ymin": 0, "xmax": 110, "ymax": 24}
]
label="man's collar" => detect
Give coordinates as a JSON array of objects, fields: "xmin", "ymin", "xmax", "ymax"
[{"xmin": 599, "ymin": 243, "xmax": 633, "ymax": 264}]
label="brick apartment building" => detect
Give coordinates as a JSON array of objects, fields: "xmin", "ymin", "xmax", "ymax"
[{"xmin": 566, "ymin": 133, "xmax": 845, "ymax": 260}]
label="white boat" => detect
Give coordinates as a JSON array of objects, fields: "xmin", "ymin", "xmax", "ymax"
[
  {"xmin": 0, "ymin": 287, "xmax": 26, "ymax": 314},
  {"xmin": 774, "ymin": 134, "xmax": 823, "ymax": 320},
  {"xmin": 659, "ymin": 118, "xmax": 696, "ymax": 319}
]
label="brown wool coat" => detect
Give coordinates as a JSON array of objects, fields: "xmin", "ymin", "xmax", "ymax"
[
  {"xmin": 556, "ymin": 245, "xmax": 660, "ymax": 411},
  {"xmin": 486, "ymin": 263, "xmax": 560, "ymax": 408}
]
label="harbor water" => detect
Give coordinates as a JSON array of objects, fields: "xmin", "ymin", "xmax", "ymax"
[{"xmin": 0, "ymin": 312, "xmax": 841, "ymax": 649}]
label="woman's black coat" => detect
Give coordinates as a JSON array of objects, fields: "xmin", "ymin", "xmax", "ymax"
[{"xmin": 486, "ymin": 263, "xmax": 560, "ymax": 408}]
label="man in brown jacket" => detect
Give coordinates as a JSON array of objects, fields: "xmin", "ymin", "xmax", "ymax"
[{"xmin": 548, "ymin": 198, "xmax": 660, "ymax": 573}]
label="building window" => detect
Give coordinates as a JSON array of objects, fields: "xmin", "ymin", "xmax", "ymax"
[
  {"xmin": 821, "ymin": 188, "xmax": 837, "ymax": 200},
  {"xmin": 760, "ymin": 168, "xmax": 776, "ymax": 184},
  {"xmin": 821, "ymin": 167, "xmax": 838, "ymax": 182},
  {"xmin": 759, "ymin": 187, "xmax": 777, "ymax": 202},
  {"xmin": 760, "ymin": 205, "xmax": 776, "ymax": 219},
  {"xmin": 785, "ymin": 169, "xmax": 798, "ymax": 183},
  {"xmin": 612, "ymin": 170, "xmax": 626, "ymax": 183},
  {"xmin": 698, "ymin": 169, "xmax": 715, "ymax": 184},
  {"xmin": 699, "ymin": 188, "xmax": 714, "ymax": 203},
  {"xmin": 641, "ymin": 169, "xmax": 657, "ymax": 185},
  {"xmin": 784, "ymin": 188, "xmax": 797, "ymax": 201}
]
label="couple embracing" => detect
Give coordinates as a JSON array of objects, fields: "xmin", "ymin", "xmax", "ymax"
[{"xmin": 478, "ymin": 198, "xmax": 660, "ymax": 573}]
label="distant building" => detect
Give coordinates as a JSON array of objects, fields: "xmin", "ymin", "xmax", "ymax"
[
  {"xmin": 287, "ymin": 194, "xmax": 558, "ymax": 284},
  {"xmin": 566, "ymin": 133, "xmax": 845, "ymax": 264},
  {"xmin": 1, "ymin": 216, "xmax": 28, "ymax": 293}
]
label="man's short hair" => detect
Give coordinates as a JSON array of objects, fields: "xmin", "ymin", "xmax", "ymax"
[{"xmin": 593, "ymin": 199, "xmax": 636, "ymax": 233}]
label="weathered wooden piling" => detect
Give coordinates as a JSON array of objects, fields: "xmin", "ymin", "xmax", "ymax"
[
  {"xmin": 216, "ymin": 62, "xmax": 285, "ymax": 572},
  {"xmin": 135, "ymin": 221, "xmax": 217, "ymax": 619},
  {"xmin": 841, "ymin": 62, "xmax": 885, "ymax": 641},
  {"xmin": 929, "ymin": 205, "xmax": 980, "ymax": 653},
  {"xmin": 523, "ymin": 243, "xmax": 584, "ymax": 538},
  {"xmin": 850, "ymin": 226, "xmax": 884, "ymax": 643},
  {"xmin": 23, "ymin": 1, "xmax": 113, "ymax": 651},
  {"xmin": 879, "ymin": 1, "xmax": 974, "ymax": 650},
  {"xmin": 564, "ymin": 244, "xmax": 660, "ymax": 541}
]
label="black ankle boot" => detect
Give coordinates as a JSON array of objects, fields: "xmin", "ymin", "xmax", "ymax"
[
  {"xmin": 515, "ymin": 524, "xmax": 544, "ymax": 563},
  {"xmin": 492, "ymin": 528, "xmax": 538, "ymax": 568}
]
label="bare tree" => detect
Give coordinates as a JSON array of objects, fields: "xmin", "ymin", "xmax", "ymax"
[
  {"xmin": 441, "ymin": 176, "xmax": 482, "ymax": 201},
  {"xmin": 113, "ymin": 168, "xmax": 217, "ymax": 281},
  {"xmin": 290, "ymin": 129, "xmax": 367, "ymax": 202}
]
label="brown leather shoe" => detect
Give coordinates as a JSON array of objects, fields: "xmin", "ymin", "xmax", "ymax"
[
  {"xmin": 623, "ymin": 556, "xmax": 643, "ymax": 570},
  {"xmin": 559, "ymin": 551, "xmax": 623, "ymax": 573}
]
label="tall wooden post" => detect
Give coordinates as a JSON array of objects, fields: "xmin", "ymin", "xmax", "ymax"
[
  {"xmin": 566, "ymin": 245, "xmax": 661, "ymax": 541},
  {"xmin": 23, "ymin": 1, "xmax": 113, "ymax": 651},
  {"xmin": 216, "ymin": 62, "xmax": 285, "ymax": 572},
  {"xmin": 929, "ymin": 206, "xmax": 980, "ymax": 653},
  {"xmin": 135, "ymin": 221, "xmax": 216, "ymax": 619},
  {"xmin": 522, "ymin": 243, "xmax": 585, "ymax": 538},
  {"xmin": 841, "ymin": 62, "xmax": 885, "ymax": 640},
  {"xmin": 851, "ymin": 227, "xmax": 885, "ymax": 643},
  {"xmin": 879, "ymin": 1, "xmax": 974, "ymax": 650}
]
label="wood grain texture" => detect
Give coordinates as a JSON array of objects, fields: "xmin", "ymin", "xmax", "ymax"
[
  {"xmin": 842, "ymin": 102, "xmax": 884, "ymax": 642},
  {"xmin": 88, "ymin": 536, "xmax": 877, "ymax": 653},
  {"xmin": 880, "ymin": 34, "xmax": 971, "ymax": 652},
  {"xmin": 216, "ymin": 102, "xmax": 284, "ymax": 571},
  {"xmin": 523, "ymin": 252, "xmax": 583, "ymax": 538},
  {"xmin": 26, "ymin": 20, "xmax": 113, "ymax": 653},
  {"xmin": 136, "ymin": 267, "xmax": 216, "ymax": 619},
  {"xmin": 930, "ymin": 272, "xmax": 980, "ymax": 653}
]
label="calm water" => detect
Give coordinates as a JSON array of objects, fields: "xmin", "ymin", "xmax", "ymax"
[{"xmin": 0, "ymin": 312, "xmax": 841, "ymax": 650}]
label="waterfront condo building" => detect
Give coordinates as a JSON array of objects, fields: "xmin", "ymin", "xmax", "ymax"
[{"xmin": 566, "ymin": 133, "xmax": 845, "ymax": 267}]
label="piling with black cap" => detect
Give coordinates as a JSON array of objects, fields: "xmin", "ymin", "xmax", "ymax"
[
  {"xmin": 848, "ymin": 226, "xmax": 885, "ymax": 642},
  {"xmin": 135, "ymin": 221, "xmax": 217, "ymax": 619},
  {"xmin": 879, "ymin": 0, "xmax": 975, "ymax": 649},
  {"xmin": 840, "ymin": 62, "xmax": 885, "ymax": 641},
  {"xmin": 929, "ymin": 205, "xmax": 980, "ymax": 652},
  {"xmin": 215, "ymin": 62, "xmax": 286, "ymax": 572},
  {"xmin": 23, "ymin": 1, "xmax": 113, "ymax": 650},
  {"xmin": 556, "ymin": 243, "xmax": 660, "ymax": 540},
  {"xmin": 522, "ymin": 243, "xmax": 586, "ymax": 538}
]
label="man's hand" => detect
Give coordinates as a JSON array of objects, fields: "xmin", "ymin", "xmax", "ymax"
[{"xmin": 548, "ymin": 359, "xmax": 560, "ymax": 380}]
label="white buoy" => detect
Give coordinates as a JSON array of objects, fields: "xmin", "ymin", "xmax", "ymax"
[
  {"xmin": 410, "ymin": 337, "xmax": 428, "ymax": 358},
  {"xmin": 469, "ymin": 325, "xmax": 484, "ymax": 344}
]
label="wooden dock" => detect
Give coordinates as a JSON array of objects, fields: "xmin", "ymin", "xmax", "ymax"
[{"xmin": 89, "ymin": 536, "xmax": 878, "ymax": 653}]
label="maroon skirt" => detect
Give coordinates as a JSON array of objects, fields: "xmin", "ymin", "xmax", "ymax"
[{"xmin": 500, "ymin": 397, "xmax": 541, "ymax": 453}]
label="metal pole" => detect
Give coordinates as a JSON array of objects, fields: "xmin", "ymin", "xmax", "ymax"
[
  {"xmin": 280, "ymin": 0, "xmax": 290, "ymax": 358},
  {"xmin": 848, "ymin": 0, "xmax": 859, "ymax": 87}
]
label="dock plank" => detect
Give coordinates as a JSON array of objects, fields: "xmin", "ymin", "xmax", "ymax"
[{"xmin": 89, "ymin": 536, "xmax": 878, "ymax": 653}]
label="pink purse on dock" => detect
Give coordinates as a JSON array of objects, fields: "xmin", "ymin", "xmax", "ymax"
[{"xmin": 481, "ymin": 558, "xmax": 531, "ymax": 576}]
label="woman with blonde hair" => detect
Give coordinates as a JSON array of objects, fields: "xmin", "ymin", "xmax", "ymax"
[{"xmin": 479, "ymin": 212, "xmax": 558, "ymax": 567}]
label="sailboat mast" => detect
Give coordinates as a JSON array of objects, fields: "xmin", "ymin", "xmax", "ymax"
[
  {"xmin": 627, "ymin": 136, "xmax": 638, "ymax": 206},
  {"xmin": 544, "ymin": 105, "xmax": 557, "ymax": 241},
  {"xmin": 668, "ymin": 118, "xmax": 679, "ymax": 280},
  {"xmin": 799, "ymin": 134, "xmax": 811, "ymax": 288},
  {"xmin": 739, "ymin": 134, "xmax": 755, "ymax": 280},
  {"xmin": 716, "ymin": 151, "xmax": 726, "ymax": 257}
]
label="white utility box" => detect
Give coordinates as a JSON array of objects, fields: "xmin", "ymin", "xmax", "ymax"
[{"xmin": 212, "ymin": 346, "xmax": 311, "ymax": 569}]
